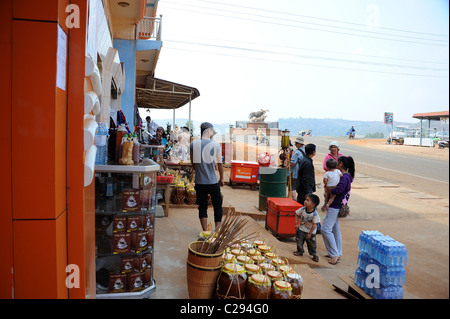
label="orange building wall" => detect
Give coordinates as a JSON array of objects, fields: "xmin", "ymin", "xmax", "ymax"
[
  {"xmin": 0, "ymin": 0, "xmax": 94, "ymax": 298},
  {"xmin": 0, "ymin": 0, "xmax": 14, "ymax": 299},
  {"xmin": 66, "ymin": 0, "xmax": 96, "ymax": 299}
]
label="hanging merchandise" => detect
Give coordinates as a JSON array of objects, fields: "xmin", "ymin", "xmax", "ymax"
[
  {"xmin": 117, "ymin": 110, "xmax": 131, "ymax": 133},
  {"xmin": 95, "ymin": 122, "xmax": 109, "ymax": 165}
]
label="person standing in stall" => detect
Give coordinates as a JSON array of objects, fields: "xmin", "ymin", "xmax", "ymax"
[
  {"xmin": 145, "ymin": 116, "xmax": 159, "ymax": 142},
  {"xmin": 190, "ymin": 122, "xmax": 224, "ymax": 231}
]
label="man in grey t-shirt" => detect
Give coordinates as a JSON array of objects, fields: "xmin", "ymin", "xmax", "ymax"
[{"xmin": 190, "ymin": 122, "xmax": 224, "ymax": 231}]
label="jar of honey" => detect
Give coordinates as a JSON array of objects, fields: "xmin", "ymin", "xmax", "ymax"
[
  {"xmin": 230, "ymin": 249, "xmax": 246, "ymax": 257},
  {"xmin": 217, "ymin": 263, "xmax": 247, "ymax": 299},
  {"xmin": 251, "ymin": 255, "xmax": 265, "ymax": 264},
  {"xmin": 266, "ymin": 270, "xmax": 283, "ymax": 285},
  {"xmin": 272, "ymin": 258, "xmax": 286, "ymax": 268},
  {"xmin": 244, "ymin": 264, "xmax": 261, "ymax": 277},
  {"xmin": 247, "ymin": 248, "xmax": 261, "ymax": 258},
  {"xmin": 253, "ymin": 240, "xmax": 265, "ymax": 247},
  {"xmin": 260, "ymin": 263, "xmax": 275, "ymax": 273},
  {"xmin": 286, "ymin": 272, "xmax": 303, "ymax": 298},
  {"xmin": 258, "ymin": 245, "xmax": 272, "ymax": 255},
  {"xmin": 265, "ymin": 252, "xmax": 278, "ymax": 260},
  {"xmin": 245, "ymin": 274, "xmax": 271, "ymax": 299},
  {"xmin": 222, "ymin": 253, "xmax": 235, "ymax": 264},
  {"xmin": 236, "ymin": 255, "xmax": 252, "ymax": 265},
  {"xmin": 240, "ymin": 241, "xmax": 252, "ymax": 251},
  {"xmin": 229, "ymin": 243, "xmax": 241, "ymax": 250},
  {"xmin": 271, "ymin": 280, "xmax": 293, "ymax": 299},
  {"xmin": 279, "ymin": 265, "xmax": 293, "ymax": 275}
]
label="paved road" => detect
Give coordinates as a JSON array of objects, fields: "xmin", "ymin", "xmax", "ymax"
[{"xmin": 307, "ymin": 136, "xmax": 449, "ymax": 199}]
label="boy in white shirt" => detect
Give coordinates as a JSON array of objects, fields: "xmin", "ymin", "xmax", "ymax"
[
  {"xmin": 294, "ymin": 194, "xmax": 321, "ymax": 262},
  {"xmin": 322, "ymin": 158, "xmax": 342, "ymax": 211}
]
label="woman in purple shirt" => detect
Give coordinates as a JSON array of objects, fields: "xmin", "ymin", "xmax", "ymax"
[{"xmin": 322, "ymin": 156, "xmax": 355, "ymax": 265}]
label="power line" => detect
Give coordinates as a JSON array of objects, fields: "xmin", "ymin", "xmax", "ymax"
[
  {"xmin": 165, "ymin": 33, "xmax": 449, "ymax": 66},
  {"xmin": 162, "ymin": 45, "xmax": 449, "ymax": 78},
  {"xmin": 163, "ymin": 0, "xmax": 448, "ymax": 43},
  {"xmin": 160, "ymin": 1, "xmax": 449, "ymax": 46},
  {"xmin": 192, "ymin": 0, "xmax": 449, "ymax": 38},
  {"xmin": 165, "ymin": 39, "xmax": 448, "ymax": 72}
]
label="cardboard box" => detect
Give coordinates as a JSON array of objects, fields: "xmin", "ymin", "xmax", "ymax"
[
  {"xmin": 122, "ymin": 189, "xmax": 141, "ymax": 212},
  {"xmin": 112, "ymin": 233, "xmax": 131, "ymax": 254}
]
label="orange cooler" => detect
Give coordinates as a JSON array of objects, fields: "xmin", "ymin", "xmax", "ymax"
[
  {"xmin": 265, "ymin": 198, "xmax": 303, "ymax": 237},
  {"xmin": 230, "ymin": 161, "xmax": 259, "ymax": 184}
]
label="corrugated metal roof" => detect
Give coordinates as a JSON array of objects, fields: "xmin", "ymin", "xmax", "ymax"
[
  {"xmin": 412, "ymin": 111, "xmax": 449, "ymax": 119},
  {"xmin": 136, "ymin": 76, "xmax": 200, "ymax": 109}
]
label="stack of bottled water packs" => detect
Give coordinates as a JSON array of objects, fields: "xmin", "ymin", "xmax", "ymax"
[{"xmin": 354, "ymin": 230, "xmax": 407, "ymax": 299}]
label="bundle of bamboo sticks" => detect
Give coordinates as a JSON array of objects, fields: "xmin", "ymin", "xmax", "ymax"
[{"xmin": 199, "ymin": 209, "xmax": 259, "ymax": 254}]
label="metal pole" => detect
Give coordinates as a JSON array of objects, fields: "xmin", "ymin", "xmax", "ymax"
[
  {"xmin": 419, "ymin": 119, "xmax": 423, "ymax": 147},
  {"xmin": 188, "ymin": 94, "xmax": 192, "ymax": 135},
  {"xmin": 173, "ymin": 108, "xmax": 175, "ymax": 131}
]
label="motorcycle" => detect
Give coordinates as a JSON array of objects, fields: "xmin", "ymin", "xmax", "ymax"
[
  {"xmin": 438, "ymin": 140, "xmax": 449, "ymax": 149},
  {"xmin": 347, "ymin": 129, "xmax": 355, "ymax": 139}
]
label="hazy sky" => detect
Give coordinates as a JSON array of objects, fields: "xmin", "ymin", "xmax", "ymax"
[{"xmin": 147, "ymin": 0, "xmax": 449, "ymax": 126}]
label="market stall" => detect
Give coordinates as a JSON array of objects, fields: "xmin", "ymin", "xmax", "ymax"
[{"xmin": 135, "ymin": 76, "xmax": 200, "ymax": 211}]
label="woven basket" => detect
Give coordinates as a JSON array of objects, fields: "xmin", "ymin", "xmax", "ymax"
[
  {"xmin": 186, "ymin": 259, "xmax": 221, "ymax": 299},
  {"xmin": 187, "ymin": 241, "xmax": 223, "ymax": 268},
  {"xmin": 186, "ymin": 196, "xmax": 196, "ymax": 205},
  {"xmin": 186, "ymin": 191, "xmax": 196, "ymax": 205},
  {"xmin": 172, "ymin": 187, "xmax": 186, "ymax": 204},
  {"xmin": 171, "ymin": 194, "xmax": 185, "ymax": 204}
]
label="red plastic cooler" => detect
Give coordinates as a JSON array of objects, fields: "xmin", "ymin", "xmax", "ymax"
[
  {"xmin": 229, "ymin": 161, "xmax": 259, "ymax": 190},
  {"xmin": 265, "ymin": 197, "xmax": 303, "ymax": 237}
]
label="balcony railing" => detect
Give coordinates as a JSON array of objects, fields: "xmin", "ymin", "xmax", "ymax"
[{"xmin": 137, "ymin": 15, "xmax": 162, "ymax": 41}]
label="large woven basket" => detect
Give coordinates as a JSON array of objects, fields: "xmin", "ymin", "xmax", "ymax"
[
  {"xmin": 186, "ymin": 259, "xmax": 221, "ymax": 299},
  {"xmin": 187, "ymin": 241, "xmax": 223, "ymax": 268}
]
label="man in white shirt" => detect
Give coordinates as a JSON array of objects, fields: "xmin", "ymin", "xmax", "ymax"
[{"xmin": 145, "ymin": 116, "xmax": 159, "ymax": 141}]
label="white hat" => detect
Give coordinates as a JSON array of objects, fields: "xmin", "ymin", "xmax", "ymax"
[
  {"xmin": 294, "ymin": 137, "xmax": 305, "ymax": 145},
  {"xmin": 329, "ymin": 141, "xmax": 339, "ymax": 149}
]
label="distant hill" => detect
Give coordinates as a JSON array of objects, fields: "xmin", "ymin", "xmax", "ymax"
[{"xmin": 151, "ymin": 117, "xmax": 447, "ymax": 138}]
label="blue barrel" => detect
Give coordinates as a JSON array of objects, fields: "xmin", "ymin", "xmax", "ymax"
[{"xmin": 258, "ymin": 167, "xmax": 287, "ymax": 211}]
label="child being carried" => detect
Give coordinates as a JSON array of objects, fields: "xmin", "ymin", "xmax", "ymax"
[{"xmin": 321, "ymin": 158, "xmax": 342, "ymax": 211}]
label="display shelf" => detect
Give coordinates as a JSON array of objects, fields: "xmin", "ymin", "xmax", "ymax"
[
  {"xmin": 96, "ymin": 281, "xmax": 156, "ymax": 299},
  {"xmin": 94, "ymin": 161, "xmax": 159, "ymax": 298}
]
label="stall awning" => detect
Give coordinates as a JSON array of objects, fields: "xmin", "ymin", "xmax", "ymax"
[
  {"xmin": 135, "ymin": 76, "xmax": 200, "ymax": 109},
  {"xmin": 412, "ymin": 111, "xmax": 449, "ymax": 120}
]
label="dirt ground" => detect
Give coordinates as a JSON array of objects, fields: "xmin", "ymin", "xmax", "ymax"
[
  {"xmin": 225, "ymin": 137, "xmax": 449, "ymax": 299},
  {"xmin": 151, "ymin": 137, "xmax": 449, "ymax": 299}
]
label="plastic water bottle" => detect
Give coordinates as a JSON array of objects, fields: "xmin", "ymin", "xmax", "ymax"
[{"xmin": 95, "ymin": 122, "xmax": 109, "ymax": 165}]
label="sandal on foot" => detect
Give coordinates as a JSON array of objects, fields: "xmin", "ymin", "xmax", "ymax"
[
  {"xmin": 293, "ymin": 251, "xmax": 303, "ymax": 257},
  {"xmin": 328, "ymin": 258, "xmax": 339, "ymax": 265},
  {"xmin": 312, "ymin": 255, "xmax": 319, "ymax": 262}
]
